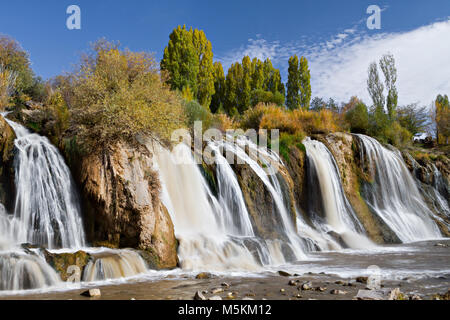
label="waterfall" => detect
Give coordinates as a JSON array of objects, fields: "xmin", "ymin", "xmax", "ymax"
[
  {"xmin": 0, "ymin": 252, "xmax": 60, "ymax": 291},
  {"xmin": 355, "ymin": 134, "xmax": 442, "ymax": 242},
  {"xmin": 151, "ymin": 136, "xmax": 311, "ymax": 271},
  {"xmin": 3, "ymin": 117, "xmax": 85, "ymax": 249},
  {"xmin": 82, "ymin": 250, "xmax": 148, "ymax": 282},
  {"xmin": 152, "ymin": 143, "xmax": 262, "ymax": 271},
  {"xmin": 303, "ymin": 138, "xmax": 374, "ymax": 249},
  {"xmin": 209, "ymin": 142, "xmax": 254, "ymax": 237},
  {"xmin": 217, "ymin": 136, "xmax": 308, "ymax": 260}
]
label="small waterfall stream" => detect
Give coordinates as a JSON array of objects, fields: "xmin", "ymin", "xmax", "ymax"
[
  {"xmin": 3, "ymin": 117, "xmax": 85, "ymax": 249},
  {"xmin": 303, "ymin": 138, "xmax": 374, "ymax": 249},
  {"xmin": 355, "ymin": 134, "xmax": 442, "ymax": 242}
]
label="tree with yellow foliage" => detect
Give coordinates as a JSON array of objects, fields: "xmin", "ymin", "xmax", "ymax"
[
  {"xmin": 64, "ymin": 40, "xmax": 186, "ymax": 151},
  {"xmin": 434, "ymin": 94, "xmax": 449, "ymax": 145}
]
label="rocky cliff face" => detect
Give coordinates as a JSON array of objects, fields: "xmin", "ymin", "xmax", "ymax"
[
  {"xmin": 0, "ymin": 116, "xmax": 16, "ymax": 211},
  {"xmin": 65, "ymin": 140, "xmax": 178, "ymax": 269}
]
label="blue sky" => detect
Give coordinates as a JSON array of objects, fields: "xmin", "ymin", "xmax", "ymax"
[{"xmin": 1, "ymin": 0, "xmax": 449, "ymax": 105}]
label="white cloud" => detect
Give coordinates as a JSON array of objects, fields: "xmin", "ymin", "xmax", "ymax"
[{"xmin": 218, "ymin": 19, "xmax": 450, "ymax": 106}]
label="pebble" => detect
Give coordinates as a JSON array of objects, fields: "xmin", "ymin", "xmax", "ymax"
[
  {"xmin": 221, "ymin": 282, "xmax": 230, "ymax": 288},
  {"xmin": 81, "ymin": 289, "xmax": 101, "ymax": 298},
  {"xmin": 211, "ymin": 287, "xmax": 224, "ymax": 294},
  {"xmin": 194, "ymin": 291, "xmax": 206, "ymax": 300},
  {"xmin": 209, "ymin": 296, "xmax": 222, "ymax": 300},
  {"xmin": 330, "ymin": 289, "xmax": 347, "ymax": 295},
  {"xmin": 300, "ymin": 282, "xmax": 312, "ymax": 291},
  {"xmin": 195, "ymin": 272, "xmax": 212, "ymax": 280},
  {"xmin": 278, "ymin": 270, "xmax": 292, "ymax": 277}
]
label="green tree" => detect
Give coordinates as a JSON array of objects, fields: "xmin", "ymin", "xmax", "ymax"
[
  {"xmin": 345, "ymin": 100, "xmax": 369, "ymax": 134},
  {"xmin": 286, "ymin": 55, "xmax": 300, "ymax": 110},
  {"xmin": 161, "ymin": 25, "xmax": 215, "ymax": 108},
  {"xmin": 210, "ymin": 62, "xmax": 225, "ymax": 113},
  {"xmin": 367, "ymin": 62, "xmax": 385, "ymax": 113},
  {"xmin": 193, "ymin": 29, "xmax": 215, "ymax": 107},
  {"xmin": 379, "ymin": 53, "xmax": 398, "ymax": 120},
  {"xmin": 310, "ymin": 97, "xmax": 326, "ymax": 111},
  {"xmin": 299, "ymin": 56, "xmax": 311, "ymax": 109},
  {"xmin": 161, "ymin": 25, "xmax": 199, "ymax": 96},
  {"xmin": 251, "ymin": 58, "xmax": 265, "ymax": 90},
  {"xmin": 240, "ymin": 56, "xmax": 252, "ymax": 112},
  {"xmin": 396, "ymin": 103, "xmax": 429, "ymax": 135},
  {"xmin": 434, "ymin": 94, "xmax": 449, "ymax": 144},
  {"xmin": 224, "ymin": 62, "xmax": 242, "ymax": 115}
]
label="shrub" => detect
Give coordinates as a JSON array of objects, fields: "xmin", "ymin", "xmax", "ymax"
[
  {"xmin": 345, "ymin": 101, "xmax": 369, "ymax": 134},
  {"xmin": 62, "ymin": 40, "xmax": 186, "ymax": 151},
  {"xmin": 382, "ymin": 121, "xmax": 412, "ymax": 147},
  {"xmin": 184, "ymin": 99, "xmax": 213, "ymax": 129}
]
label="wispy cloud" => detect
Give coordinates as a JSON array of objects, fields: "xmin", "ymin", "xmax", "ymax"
[{"xmin": 218, "ymin": 18, "xmax": 450, "ymax": 106}]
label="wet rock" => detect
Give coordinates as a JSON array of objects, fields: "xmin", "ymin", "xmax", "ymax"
[
  {"xmin": 355, "ymin": 288, "xmax": 405, "ymax": 300},
  {"xmin": 209, "ymin": 296, "xmax": 222, "ymax": 300},
  {"xmin": 288, "ymin": 280, "xmax": 297, "ymax": 286},
  {"xmin": 278, "ymin": 270, "xmax": 292, "ymax": 277},
  {"xmin": 0, "ymin": 116, "xmax": 16, "ymax": 210},
  {"xmin": 221, "ymin": 282, "xmax": 230, "ymax": 288},
  {"xmin": 280, "ymin": 289, "xmax": 285, "ymax": 293},
  {"xmin": 211, "ymin": 287, "xmax": 224, "ymax": 294},
  {"xmin": 226, "ymin": 292, "xmax": 236, "ymax": 300},
  {"xmin": 300, "ymin": 282, "xmax": 312, "ymax": 291},
  {"xmin": 410, "ymin": 294, "xmax": 422, "ymax": 300},
  {"xmin": 43, "ymin": 250, "xmax": 91, "ymax": 281},
  {"xmin": 242, "ymin": 297, "xmax": 254, "ymax": 300},
  {"xmin": 315, "ymin": 286, "xmax": 327, "ymax": 292},
  {"xmin": 356, "ymin": 276, "xmax": 368, "ymax": 284},
  {"xmin": 355, "ymin": 290, "xmax": 384, "ymax": 300},
  {"xmin": 294, "ymin": 294, "xmax": 302, "ymax": 299},
  {"xmin": 432, "ymin": 290, "xmax": 450, "ymax": 300},
  {"xmin": 387, "ymin": 288, "xmax": 405, "ymax": 300},
  {"xmin": 335, "ymin": 280, "xmax": 347, "ymax": 285},
  {"xmin": 195, "ymin": 272, "xmax": 212, "ymax": 279},
  {"xmin": 81, "ymin": 289, "xmax": 101, "ymax": 297},
  {"xmin": 194, "ymin": 291, "xmax": 206, "ymax": 300},
  {"xmin": 330, "ymin": 289, "xmax": 347, "ymax": 295}
]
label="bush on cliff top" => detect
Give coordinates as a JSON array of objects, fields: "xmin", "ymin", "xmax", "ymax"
[{"xmin": 61, "ymin": 40, "xmax": 186, "ymax": 151}]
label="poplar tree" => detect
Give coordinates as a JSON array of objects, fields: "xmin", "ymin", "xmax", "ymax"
[
  {"xmin": 286, "ymin": 55, "xmax": 300, "ymax": 110},
  {"xmin": 161, "ymin": 25, "xmax": 215, "ymax": 108},
  {"xmin": 210, "ymin": 62, "xmax": 225, "ymax": 113},
  {"xmin": 379, "ymin": 53, "xmax": 398, "ymax": 120},
  {"xmin": 299, "ymin": 56, "xmax": 311, "ymax": 109},
  {"xmin": 241, "ymin": 56, "xmax": 252, "ymax": 112}
]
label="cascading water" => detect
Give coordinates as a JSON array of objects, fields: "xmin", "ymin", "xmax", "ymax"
[
  {"xmin": 218, "ymin": 137, "xmax": 308, "ymax": 260},
  {"xmin": 82, "ymin": 250, "xmax": 148, "ymax": 282},
  {"xmin": 151, "ymin": 131, "xmax": 314, "ymax": 271},
  {"xmin": 303, "ymin": 138, "xmax": 374, "ymax": 249},
  {"xmin": 152, "ymin": 142, "xmax": 262, "ymax": 271},
  {"xmin": 355, "ymin": 134, "xmax": 442, "ymax": 242},
  {"xmin": 0, "ymin": 115, "xmax": 151, "ymax": 292},
  {"xmin": 3, "ymin": 117, "xmax": 85, "ymax": 249}
]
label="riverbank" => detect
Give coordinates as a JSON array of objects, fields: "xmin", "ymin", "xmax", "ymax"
[{"xmin": 2, "ymin": 240, "xmax": 449, "ymax": 300}]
